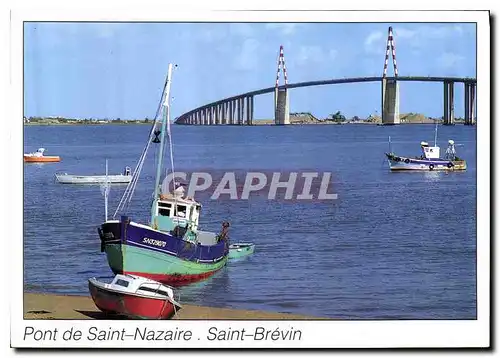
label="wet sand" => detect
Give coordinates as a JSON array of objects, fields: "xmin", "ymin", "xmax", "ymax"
[{"xmin": 24, "ymin": 293, "xmax": 322, "ymax": 320}]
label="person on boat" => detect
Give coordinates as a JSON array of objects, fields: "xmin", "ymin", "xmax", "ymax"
[
  {"xmin": 216, "ymin": 221, "xmax": 230, "ymax": 242},
  {"xmin": 174, "ymin": 183, "xmax": 185, "ymax": 198}
]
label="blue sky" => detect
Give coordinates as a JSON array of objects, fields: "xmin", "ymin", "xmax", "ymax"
[{"xmin": 24, "ymin": 22, "xmax": 476, "ymax": 120}]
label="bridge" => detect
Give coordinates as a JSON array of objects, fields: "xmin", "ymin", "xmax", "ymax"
[{"xmin": 175, "ymin": 27, "xmax": 476, "ymax": 126}]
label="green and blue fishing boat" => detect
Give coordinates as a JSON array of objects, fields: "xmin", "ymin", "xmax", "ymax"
[{"xmin": 98, "ymin": 64, "xmax": 229, "ymax": 286}]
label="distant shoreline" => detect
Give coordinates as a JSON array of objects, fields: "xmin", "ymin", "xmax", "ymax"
[
  {"xmin": 24, "ymin": 122, "xmax": 151, "ymax": 126},
  {"xmin": 24, "ymin": 120, "xmax": 464, "ymax": 126}
]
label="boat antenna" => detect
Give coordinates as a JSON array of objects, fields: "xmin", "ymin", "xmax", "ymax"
[
  {"xmin": 151, "ymin": 64, "xmax": 175, "ymax": 223},
  {"xmin": 434, "ymin": 120, "xmax": 438, "ymax": 147},
  {"xmin": 388, "ymin": 135, "xmax": 392, "ymax": 153}
]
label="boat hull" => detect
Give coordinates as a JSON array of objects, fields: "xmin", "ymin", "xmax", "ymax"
[
  {"xmin": 386, "ymin": 154, "xmax": 466, "ymax": 171},
  {"xmin": 55, "ymin": 174, "xmax": 131, "ymax": 184},
  {"xmin": 88, "ymin": 279, "xmax": 180, "ymax": 319},
  {"xmin": 228, "ymin": 243, "xmax": 255, "ymax": 259},
  {"xmin": 24, "ymin": 155, "xmax": 61, "ymax": 163},
  {"xmin": 100, "ymin": 218, "xmax": 229, "ymax": 286}
]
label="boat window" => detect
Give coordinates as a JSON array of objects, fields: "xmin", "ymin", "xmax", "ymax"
[
  {"xmin": 115, "ymin": 279, "xmax": 129, "ymax": 287},
  {"xmin": 159, "ymin": 208, "xmax": 171, "ymax": 217},
  {"xmin": 175, "ymin": 205, "xmax": 187, "ymax": 218},
  {"xmin": 158, "ymin": 202, "xmax": 172, "ymax": 217},
  {"xmin": 138, "ymin": 286, "xmax": 169, "ymax": 297}
]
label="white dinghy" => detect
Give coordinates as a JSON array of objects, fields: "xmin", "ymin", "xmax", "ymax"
[{"xmin": 55, "ymin": 166, "xmax": 132, "ymax": 184}]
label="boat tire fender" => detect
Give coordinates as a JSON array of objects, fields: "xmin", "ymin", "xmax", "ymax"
[
  {"xmin": 404, "ymin": 158, "xmax": 410, "ymax": 164},
  {"xmin": 429, "ymin": 164, "xmax": 434, "ymax": 171},
  {"xmin": 447, "ymin": 162, "xmax": 453, "ymax": 168},
  {"xmin": 395, "ymin": 157, "xmax": 401, "ymax": 162}
]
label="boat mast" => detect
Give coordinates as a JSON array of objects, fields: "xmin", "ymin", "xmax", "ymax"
[
  {"xmin": 434, "ymin": 121, "xmax": 438, "ymax": 147},
  {"xmin": 105, "ymin": 160, "xmax": 108, "ymax": 221},
  {"xmin": 151, "ymin": 63, "xmax": 174, "ymax": 222},
  {"xmin": 102, "ymin": 159, "xmax": 110, "ymax": 222}
]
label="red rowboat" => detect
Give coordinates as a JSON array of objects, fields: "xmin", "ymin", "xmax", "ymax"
[{"xmin": 88, "ymin": 274, "xmax": 182, "ymax": 319}]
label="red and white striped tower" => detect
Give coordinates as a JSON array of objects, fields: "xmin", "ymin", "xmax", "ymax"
[
  {"xmin": 382, "ymin": 26, "xmax": 398, "ymax": 78},
  {"xmin": 275, "ymin": 45, "xmax": 288, "ymax": 109},
  {"xmin": 275, "ymin": 45, "xmax": 288, "ymax": 87}
]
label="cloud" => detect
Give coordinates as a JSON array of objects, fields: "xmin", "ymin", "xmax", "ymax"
[
  {"xmin": 88, "ymin": 23, "xmax": 126, "ymax": 39},
  {"xmin": 265, "ymin": 23, "xmax": 301, "ymax": 35},
  {"xmin": 364, "ymin": 31, "xmax": 384, "ymax": 54},
  {"xmin": 391, "ymin": 24, "xmax": 465, "ymax": 48},
  {"xmin": 296, "ymin": 46, "xmax": 337, "ymax": 66},
  {"xmin": 437, "ymin": 52, "xmax": 465, "ymax": 69},
  {"xmin": 328, "ymin": 49, "xmax": 338, "ymax": 60},
  {"xmin": 198, "ymin": 27, "xmax": 226, "ymax": 43},
  {"xmin": 364, "ymin": 24, "xmax": 468, "ymax": 55},
  {"xmin": 229, "ymin": 23, "xmax": 255, "ymax": 37},
  {"xmin": 393, "ymin": 28, "xmax": 417, "ymax": 39},
  {"xmin": 422, "ymin": 24, "xmax": 465, "ymax": 39},
  {"xmin": 233, "ymin": 38, "xmax": 260, "ymax": 71}
]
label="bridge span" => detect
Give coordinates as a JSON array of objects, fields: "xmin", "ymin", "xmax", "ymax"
[
  {"xmin": 174, "ymin": 76, "xmax": 477, "ymax": 126},
  {"xmin": 175, "ymin": 27, "xmax": 476, "ymax": 126}
]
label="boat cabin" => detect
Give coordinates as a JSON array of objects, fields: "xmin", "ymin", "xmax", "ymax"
[
  {"xmin": 109, "ymin": 274, "xmax": 176, "ymax": 300},
  {"xmin": 27, "ymin": 148, "xmax": 46, "ymax": 157},
  {"xmin": 420, "ymin": 141, "xmax": 440, "ymax": 159},
  {"xmin": 123, "ymin": 166, "xmax": 131, "ymax": 176},
  {"xmin": 152, "ymin": 189, "xmax": 202, "ymax": 238}
]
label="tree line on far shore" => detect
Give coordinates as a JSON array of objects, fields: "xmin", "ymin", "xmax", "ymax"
[
  {"xmin": 290, "ymin": 111, "xmax": 466, "ymax": 123},
  {"xmin": 24, "ymin": 116, "xmax": 152, "ymax": 124}
]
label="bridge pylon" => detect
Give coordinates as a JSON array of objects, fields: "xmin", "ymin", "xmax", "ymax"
[
  {"xmin": 274, "ymin": 45, "xmax": 290, "ymax": 125},
  {"xmin": 381, "ymin": 26, "xmax": 400, "ymax": 125}
]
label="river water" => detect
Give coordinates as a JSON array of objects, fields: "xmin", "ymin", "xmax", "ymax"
[{"xmin": 23, "ymin": 124, "xmax": 477, "ymax": 319}]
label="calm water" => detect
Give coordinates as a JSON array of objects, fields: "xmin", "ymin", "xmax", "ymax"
[{"xmin": 23, "ymin": 124, "xmax": 477, "ymax": 319}]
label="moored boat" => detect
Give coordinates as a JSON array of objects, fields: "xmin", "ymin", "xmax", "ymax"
[
  {"xmin": 385, "ymin": 124, "xmax": 466, "ymax": 171},
  {"xmin": 386, "ymin": 140, "xmax": 466, "ymax": 171},
  {"xmin": 88, "ymin": 274, "xmax": 181, "ymax": 319},
  {"xmin": 24, "ymin": 148, "xmax": 61, "ymax": 163},
  {"xmin": 228, "ymin": 243, "xmax": 255, "ymax": 259},
  {"xmin": 55, "ymin": 167, "xmax": 131, "ymax": 184},
  {"xmin": 98, "ymin": 64, "xmax": 230, "ymax": 286}
]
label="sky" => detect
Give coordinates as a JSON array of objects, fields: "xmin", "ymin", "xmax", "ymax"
[{"xmin": 23, "ymin": 22, "xmax": 476, "ymax": 120}]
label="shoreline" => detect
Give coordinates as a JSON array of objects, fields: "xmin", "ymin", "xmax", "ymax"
[
  {"xmin": 24, "ymin": 292, "xmax": 324, "ymax": 320},
  {"xmin": 23, "ymin": 121, "xmax": 459, "ymax": 126}
]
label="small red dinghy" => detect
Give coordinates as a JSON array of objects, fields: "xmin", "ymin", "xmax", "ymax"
[{"xmin": 88, "ymin": 274, "xmax": 181, "ymax": 319}]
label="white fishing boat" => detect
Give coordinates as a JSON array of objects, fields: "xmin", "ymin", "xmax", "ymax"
[
  {"xmin": 385, "ymin": 124, "xmax": 467, "ymax": 171},
  {"xmin": 55, "ymin": 166, "xmax": 132, "ymax": 184}
]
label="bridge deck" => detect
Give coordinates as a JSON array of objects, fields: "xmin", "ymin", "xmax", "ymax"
[{"xmin": 175, "ymin": 76, "xmax": 476, "ymax": 122}]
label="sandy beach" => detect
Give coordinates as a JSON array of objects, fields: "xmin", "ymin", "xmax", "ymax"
[{"xmin": 24, "ymin": 293, "xmax": 322, "ymax": 320}]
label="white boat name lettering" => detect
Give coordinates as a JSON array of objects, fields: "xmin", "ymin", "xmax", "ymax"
[{"xmin": 142, "ymin": 237, "xmax": 166, "ymax": 247}]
